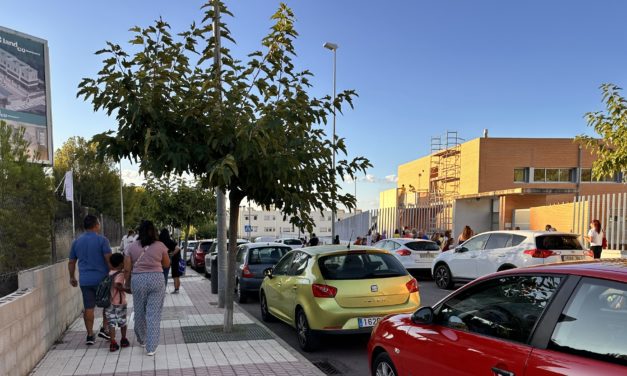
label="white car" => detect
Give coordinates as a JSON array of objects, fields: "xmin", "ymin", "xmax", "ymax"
[
  {"xmin": 274, "ymin": 238, "xmax": 304, "ymax": 250},
  {"xmin": 373, "ymin": 238, "xmax": 441, "ymax": 273},
  {"xmin": 432, "ymin": 230, "xmax": 593, "ymax": 289}
]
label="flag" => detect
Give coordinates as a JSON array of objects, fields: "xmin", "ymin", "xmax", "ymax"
[{"xmin": 64, "ymin": 170, "xmax": 74, "ymax": 202}]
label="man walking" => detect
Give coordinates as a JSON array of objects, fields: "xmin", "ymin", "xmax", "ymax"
[{"xmin": 68, "ymin": 214, "xmax": 113, "ymax": 345}]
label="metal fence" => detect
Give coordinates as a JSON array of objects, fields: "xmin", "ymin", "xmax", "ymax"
[{"xmin": 573, "ymin": 193, "xmax": 627, "ymax": 250}]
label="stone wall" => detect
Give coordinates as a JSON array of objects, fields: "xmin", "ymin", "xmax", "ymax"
[{"xmin": 0, "ymin": 261, "xmax": 82, "ymax": 376}]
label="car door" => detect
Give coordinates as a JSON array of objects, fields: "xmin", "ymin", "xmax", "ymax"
[
  {"xmin": 525, "ymin": 277, "xmax": 627, "ymax": 376},
  {"xmin": 449, "ymin": 233, "xmax": 490, "ymax": 279},
  {"xmin": 282, "ymin": 251, "xmax": 310, "ymax": 324},
  {"xmin": 475, "ymin": 233, "xmax": 513, "ymax": 277},
  {"xmin": 398, "ymin": 274, "xmax": 564, "ymax": 376},
  {"xmin": 263, "ymin": 252, "xmax": 295, "ymax": 322}
]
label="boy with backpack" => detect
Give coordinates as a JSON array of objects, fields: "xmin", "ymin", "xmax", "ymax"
[{"xmin": 104, "ymin": 253, "xmax": 130, "ymax": 351}]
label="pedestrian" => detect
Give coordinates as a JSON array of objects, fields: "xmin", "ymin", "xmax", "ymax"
[
  {"xmin": 393, "ymin": 229, "xmax": 401, "ymax": 238},
  {"xmin": 457, "ymin": 225, "xmax": 474, "ymax": 245},
  {"xmin": 68, "ymin": 214, "xmax": 113, "ymax": 345},
  {"xmin": 105, "ymin": 253, "xmax": 129, "ymax": 352},
  {"xmin": 160, "ymin": 228, "xmax": 182, "ymax": 294},
  {"xmin": 308, "ymin": 233, "xmax": 319, "ymax": 246},
  {"xmin": 381, "ymin": 230, "xmax": 387, "ymax": 240},
  {"xmin": 545, "ymin": 224, "xmax": 552, "ymax": 232},
  {"xmin": 124, "ymin": 220, "xmax": 170, "ymax": 356},
  {"xmin": 584, "ymin": 219, "xmax": 604, "ymax": 259},
  {"xmin": 421, "ymin": 229, "xmax": 429, "ymax": 240},
  {"xmin": 442, "ymin": 230, "xmax": 454, "ymax": 251},
  {"xmin": 366, "ymin": 230, "xmax": 373, "ymax": 245},
  {"xmin": 332, "ymin": 235, "xmax": 340, "ymax": 245},
  {"xmin": 431, "ymin": 232, "xmax": 442, "ymax": 247},
  {"xmin": 411, "ymin": 228, "xmax": 418, "ymax": 239},
  {"xmin": 354, "ymin": 236, "xmax": 362, "ymax": 245},
  {"xmin": 119, "ymin": 229, "xmax": 136, "ymax": 254}
]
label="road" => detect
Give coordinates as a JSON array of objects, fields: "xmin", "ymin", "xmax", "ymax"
[{"xmin": 238, "ymin": 275, "xmax": 452, "ymax": 376}]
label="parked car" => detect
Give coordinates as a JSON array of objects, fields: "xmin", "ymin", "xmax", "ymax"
[
  {"xmin": 260, "ymin": 245, "xmax": 420, "ymax": 351},
  {"xmin": 234, "ymin": 242, "xmax": 292, "ymax": 303},
  {"xmin": 190, "ymin": 239, "xmax": 214, "ymax": 270},
  {"xmin": 373, "ymin": 238, "xmax": 441, "ymax": 273},
  {"xmin": 184, "ymin": 240, "xmax": 198, "ymax": 264},
  {"xmin": 275, "ymin": 238, "xmax": 304, "ymax": 250},
  {"xmin": 204, "ymin": 239, "xmax": 249, "ymax": 277},
  {"xmin": 369, "ymin": 260, "xmax": 627, "ymax": 376},
  {"xmin": 432, "ymin": 230, "xmax": 593, "ymax": 289}
]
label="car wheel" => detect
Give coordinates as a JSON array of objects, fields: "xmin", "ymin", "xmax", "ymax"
[
  {"xmin": 373, "ymin": 352, "xmax": 398, "ymax": 376},
  {"xmin": 295, "ymin": 309, "xmax": 320, "ymax": 352},
  {"xmin": 236, "ymin": 280, "xmax": 247, "ymax": 303},
  {"xmin": 434, "ymin": 264, "xmax": 454, "ymax": 290},
  {"xmin": 260, "ymin": 292, "xmax": 276, "ymax": 322}
]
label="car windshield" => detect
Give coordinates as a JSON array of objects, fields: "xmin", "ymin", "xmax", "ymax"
[
  {"xmin": 283, "ymin": 239, "xmax": 302, "ymax": 245},
  {"xmin": 405, "ymin": 241, "xmax": 440, "ymax": 251},
  {"xmin": 248, "ymin": 247, "xmax": 290, "ymax": 264},
  {"xmin": 536, "ymin": 235, "xmax": 582, "ymax": 250},
  {"xmin": 318, "ymin": 252, "xmax": 407, "ymax": 280},
  {"xmin": 200, "ymin": 242, "xmax": 212, "ymax": 251}
]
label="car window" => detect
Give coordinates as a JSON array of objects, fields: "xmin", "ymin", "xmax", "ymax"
[
  {"xmin": 511, "ymin": 235, "xmax": 526, "ymax": 247},
  {"xmin": 200, "ymin": 242, "xmax": 212, "ymax": 252},
  {"xmin": 405, "ymin": 241, "xmax": 440, "ymax": 251},
  {"xmin": 485, "ymin": 234, "xmax": 512, "ymax": 250},
  {"xmin": 272, "ymin": 252, "xmax": 295, "ymax": 276},
  {"xmin": 248, "ymin": 246, "xmax": 290, "ymax": 265},
  {"xmin": 536, "ymin": 235, "xmax": 582, "ymax": 250},
  {"xmin": 548, "ymin": 278, "xmax": 627, "ymax": 366},
  {"xmin": 436, "ymin": 275, "xmax": 562, "ymax": 343},
  {"xmin": 463, "ymin": 234, "xmax": 490, "ymax": 251},
  {"xmin": 318, "ymin": 252, "xmax": 407, "ymax": 280},
  {"xmin": 388, "ymin": 241, "xmax": 400, "ymax": 250},
  {"xmin": 290, "ymin": 251, "xmax": 310, "ymax": 275},
  {"xmin": 284, "ymin": 239, "xmax": 302, "ymax": 246},
  {"xmin": 236, "ymin": 247, "xmax": 246, "ymax": 263}
]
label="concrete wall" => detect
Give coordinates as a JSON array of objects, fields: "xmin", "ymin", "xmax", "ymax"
[
  {"xmin": 453, "ymin": 198, "xmax": 493, "ymax": 238},
  {"xmin": 0, "ymin": 261, "xmax": 82, "ymax": 376},
  {"xmin": 529, "ymin": 202, "xmax": 583, "ymax": 233}
]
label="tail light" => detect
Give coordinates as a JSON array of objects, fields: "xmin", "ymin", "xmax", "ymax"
[
  {"xmin": 585, "ymin": 249, "xmax": 594, "ymax": 258},
  {"xmin": 312, "ymin": 283, "xmax": 337, "ymax": 298},
  {"xmin": 396, "ymin": 249, "xmax": 412, "ymax": 256},
  {"xmin": 523, "ymin": 249, "xmax": 557, "ymax": 258},
  {"xmin": 406, "ymin": 278, "xmax": 419, "ymax": 293},
  {"xmin": 241, "ymin": 265, "xmax": 254, "ymax": 278}
]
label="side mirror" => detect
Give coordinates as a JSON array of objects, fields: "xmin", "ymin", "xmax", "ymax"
[
  {"xmin": 411, "ymin": 306, "xmax": 434, "ymax": 325},
  {"xmin": 455, "ymin": 246, "xmax": 468, "ymax": 253},
  {"xmin": 264, "ymin": 267, "xmax": 273, "ymax": 279}
]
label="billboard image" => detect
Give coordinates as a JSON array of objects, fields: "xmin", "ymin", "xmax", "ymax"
[{"xmin": 0, "ymin": 26, "xmax": 52, "ymax": 163}]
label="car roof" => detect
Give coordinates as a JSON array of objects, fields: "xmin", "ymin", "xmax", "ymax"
[
  {"xmin": 242, "ymin": 242, "xmax": 291, "ymax": 248},
  {"xmin": 473, "ymin": 230, "xmax": 579, "ymax": 237},
  {"xmin": 383, "ymin": 238, "xmax": 436, "ymax": 244},
  {"xmin": 298, "ymin": 245, "xmax": 387, "ymax": 257},
  {"xmin": 497, "ymin": 259, "xmax": 627, "ymax": 283}
]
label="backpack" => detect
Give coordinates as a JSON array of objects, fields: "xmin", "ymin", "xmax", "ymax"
[{"xmin": 95, "ymin": 271, "xmax": 122, "ymax": 308}]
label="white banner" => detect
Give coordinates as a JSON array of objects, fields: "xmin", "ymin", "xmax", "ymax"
[{"xmin": 63, "ymin": 170, "xmax": 73, "ymax": 202}]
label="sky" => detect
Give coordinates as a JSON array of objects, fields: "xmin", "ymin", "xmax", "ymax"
[{"xmin": 2, "ymin": 0, "xmax": 627, "ymax": 210}]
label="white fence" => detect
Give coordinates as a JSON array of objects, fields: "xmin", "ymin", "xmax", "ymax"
[{"xmin": 573, "ymin": 193, "xmax": 627, "ymax": 250}]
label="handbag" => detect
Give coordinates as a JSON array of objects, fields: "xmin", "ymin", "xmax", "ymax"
[{"xmin": 178, "ymin": 257, "xmax": 186, "ymax": 275}]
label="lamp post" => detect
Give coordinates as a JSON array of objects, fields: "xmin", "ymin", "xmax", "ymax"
[{"xmin": 324, "ymin": 41, "xmax": 338, "ymax": 238}]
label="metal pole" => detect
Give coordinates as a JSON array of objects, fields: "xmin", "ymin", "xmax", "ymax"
[
  {"xmin": 248, "ymin": 199, "xmax": 252, "ymax": 241},
  {"xmin": 70, "ymin": 170, "xmax": 75, "ymax": 238},
  {"xmin": 331, "ymin": 47, "xmax": 337, "ymax": 239},
  {"xmin": 119, "ymin": 161, "xmax": 124, "ymax": 230}
]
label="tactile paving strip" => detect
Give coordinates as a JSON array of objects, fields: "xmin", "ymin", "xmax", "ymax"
[{"xmin": 181, "ymin": 323, "xmax": 273, "ymax": 343}]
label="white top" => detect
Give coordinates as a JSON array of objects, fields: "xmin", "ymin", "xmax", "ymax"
[{"xmin": 588, "ymin": 229, "xmax": 604, "ymax": 246}]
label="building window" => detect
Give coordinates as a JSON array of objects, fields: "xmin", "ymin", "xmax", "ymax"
[
  {"xmin": 254, "ymin": 215, "xmax": 258, "ymax": 221},
  {"xmin": 282, "ymin": 227, "xmax": 292, "ymax": 232},
  {"xmin": 545, "ymin": 169, "xmax": 559, "ymax": 182},
  {"xmin": 534, "ymin": 168, "xmax": 546, "ymax": 182},
  {"xmin": 533, "ymin": 168, "xmax": 575, "ymax": 183},
  {"xmin": 244, "ymin": 216, "xmax": 249, "ymax": 221},
  {"xmin": 581, "ymin": 168, "xmax": 592, "ymax": 182},
  {"xmin": 264, "ymin": 215, "xmax": 271, "ymax": 221},
  {"xmin": 580, "ymin": 168, "xmax": 622, "ymax": 183},
  {"xmin": 514, "ymin": 168, "xmax": 529, "ymax": 183},
  {"xmin": 264, "ymin": 227, "xmax": 275, "ymax": 232}
]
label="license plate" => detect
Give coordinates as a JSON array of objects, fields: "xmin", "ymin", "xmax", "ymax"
[
  {"xmin": 562, "ymin": 255, "xmax": 584, "ymax": 261},
  {"xmin": 419, "ymin": 253, "xmax": 434, "ymax": 258},
  {"xmin": 358, "ymin": 317, "xmax": 381, "ymax": 328}
]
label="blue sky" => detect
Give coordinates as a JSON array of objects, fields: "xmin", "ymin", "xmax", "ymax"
[{"xmin": 2, "ymin": 0, "xmax": 627, "ymax": 209}]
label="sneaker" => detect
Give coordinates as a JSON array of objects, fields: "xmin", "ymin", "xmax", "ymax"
[
  {"xmin": 147, "ymin": 351, "xmax": 156, "ymax": 356},
  {"xmin": 110, "ymin": 341, "xmax": 120, "ymax": 352},
  {"xmin": 86, "ymin": 335, "xmax": 95, "ymax": 345},
  {"xmin": 120, "ymin": 337, "xmax": 130, "ymax": 348},
  {"xmin": 98, "ymin": 327, "xmax": 110, "ymax": 340},
  {"xmin": 172, "ymin": 289, "xmax": 179, "ymax": 294}
]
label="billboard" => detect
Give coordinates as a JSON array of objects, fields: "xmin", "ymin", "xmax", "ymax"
[{"xmin": 0, "ymin": 26, "xmax": 52, "ymax": 163}]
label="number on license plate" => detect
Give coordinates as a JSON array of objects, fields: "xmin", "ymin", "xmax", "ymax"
[
  {"xmin": 419, "ymin": 253, "xmax": 434, "ymax": 258},
  {"xmin": 358, "ymin": 317, "xmax": 381, "ymax": 328},
  {"xmin": 562, "ymin": 255, "xmax": 583, "ymax": 261}
]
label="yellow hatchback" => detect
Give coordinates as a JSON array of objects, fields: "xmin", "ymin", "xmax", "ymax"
[{"xmin": 259, "ymin": 245, "xmax": 421, "ymax": 351}]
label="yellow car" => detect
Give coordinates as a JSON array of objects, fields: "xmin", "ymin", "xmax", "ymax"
[{"xmin": 259, "ymin": 245, "xmax": 420, "ymax": 351}]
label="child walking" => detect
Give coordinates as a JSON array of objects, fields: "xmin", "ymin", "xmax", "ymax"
[{"xmin": 106, "ymin": 253, "xmax": 130, "ymax": 351}]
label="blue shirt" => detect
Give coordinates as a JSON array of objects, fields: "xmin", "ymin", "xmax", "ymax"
[{"xmin": 69, "ymin": 231, "xmax": 112, "ymax": 286}]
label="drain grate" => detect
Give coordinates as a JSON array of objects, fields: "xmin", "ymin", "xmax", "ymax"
[
  {"xmin": 181, "ymin": 323, "xmax": 273, "ymax": 343},
  {"xmin": 313, "ymin": 360, "xmax": 343, "ymax": 375}
]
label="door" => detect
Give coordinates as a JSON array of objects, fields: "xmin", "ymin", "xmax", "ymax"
[
  {"xmin": 449, "ymin": 233, "xmax": 489, "ymax": 279},
  {"xmin": 476, "ymin": 233, "xmax": 514, "ymax": 277},
  {"xmin": 283, "ymin": 251, "xmax": 310, "ymax": 324},
  {"xmin": 398, "ymin": 274, "xmax": 563, "ymax": 376},
  {"xmin": 525, "ymin": 277, "xmax": 627, "ymax": 376},
  {"xmin": 263, "ymin": 252, "xmax": 295, "ymax": 322}
]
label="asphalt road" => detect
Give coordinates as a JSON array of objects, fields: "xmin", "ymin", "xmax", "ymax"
[{"xmin": 238, "ymin": 274, "xmax": 452, "ymax": 376}]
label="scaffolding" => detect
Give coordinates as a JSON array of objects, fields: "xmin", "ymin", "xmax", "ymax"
[{"xmin": 428, "ymin": 131, "xmax": 462, "ymax": 232}]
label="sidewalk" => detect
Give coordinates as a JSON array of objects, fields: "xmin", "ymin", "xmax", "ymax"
[{"xmin": 29, "ymin": 270, "xmax": 324, "ymax": 376}]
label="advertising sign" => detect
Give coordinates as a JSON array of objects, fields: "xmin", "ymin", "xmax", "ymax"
[{"xmin": 0, "ymin": 26, "xmax": 52, "ymax": 163}]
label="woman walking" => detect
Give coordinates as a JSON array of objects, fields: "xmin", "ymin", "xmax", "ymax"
[
  {"xmin": 457, "ymin": 225, "xmax": 474, "ymax": 245},
  {"xmin": 585, "ymin": 219, "xmax": 604, "ymax": 259},
  {"xmin": 124, "ymin": 220, "xmax": 170, "ymax": 356},
  {"xmin": 160, "ymin": 228, "xmax": 182, "ymax": 294}
]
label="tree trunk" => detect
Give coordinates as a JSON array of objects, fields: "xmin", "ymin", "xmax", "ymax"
[
  {"xmin": 224, "ymin": 191, "xmax": 243, "ymax": 332},
  {"xmin": 217, "ymin": 189, "xmax": 227, "ymax": 308},
  {"xmin": 184, "ymin": 216, "xmax": 191, "ymax": 262}
]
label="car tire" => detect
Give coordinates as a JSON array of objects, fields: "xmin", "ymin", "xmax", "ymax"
[
  {"xmin": 236, "ymin": 280, "xmax": 247, "ymax": 303},
  {"xmin": 434, "ymin": 264, "xmax": 454, "ymax": 290},
  {"xmin": 260, "ymin": 292, "xmax": 276, "ymax": 322},
  {"xmin": 295, "ymin": 309, "xmax": 320, "ymax": 352},
  {"xmin": 372, "ymin": 352, "xmax": 398, "ymax": 376}
]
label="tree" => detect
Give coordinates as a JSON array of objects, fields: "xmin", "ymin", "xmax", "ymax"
[
  {"xmin": 0, "ymin": 121, "xmax": 54, "ymax": 272},
  {"xmin": 53, "ymin": 137, "xmax": 121, "ymax": 219},
  {"xmin": 122, "ymin": 185, "xmax": 150, "ymax": 229},
  {"xmin": 77, "ymin": 1, "xmax": 371, "ymax": 331},
  {"xmin": 577, "ymin": 83, "xmax": 627, "ymax": 180}
]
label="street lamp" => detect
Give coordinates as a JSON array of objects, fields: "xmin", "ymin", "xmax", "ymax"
[{"xmin": 324, "ymin": 41, "xmax": 338, "ymax": 238}]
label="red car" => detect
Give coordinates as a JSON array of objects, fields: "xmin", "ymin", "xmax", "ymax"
[{"xmin": 368, "ymin": 260, "xmax": 627, "ymax": 376}]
